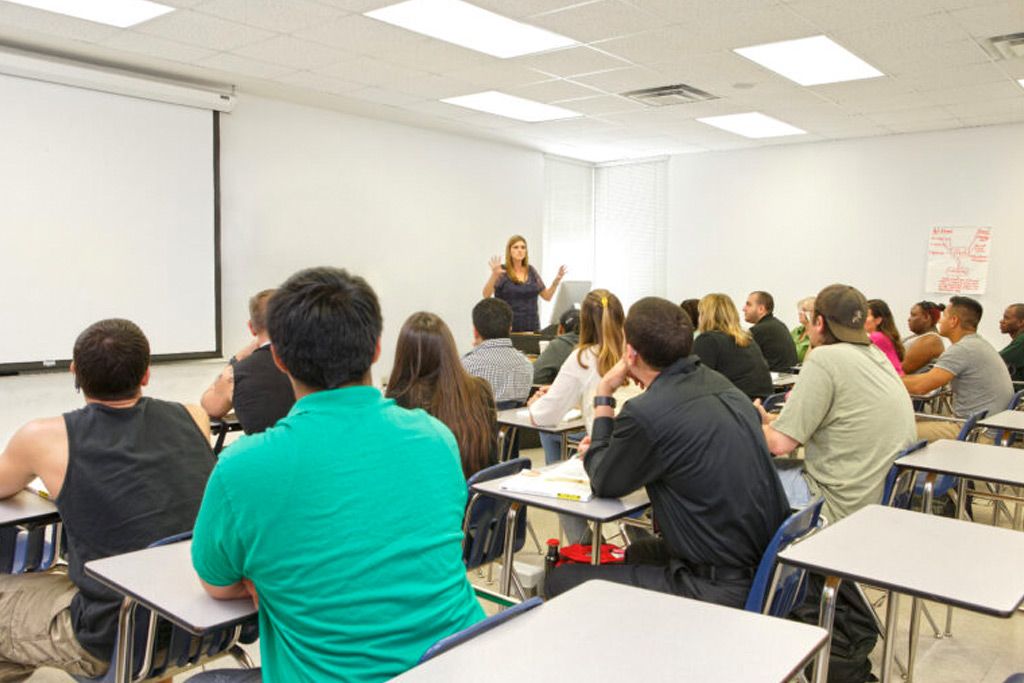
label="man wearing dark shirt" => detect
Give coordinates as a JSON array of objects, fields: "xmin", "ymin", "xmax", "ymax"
[
  {"xmin": 545, "ymin": 298, "xmax": 790, "ymax": 608},
  {"xmin": 201, "ymin": 289, "xmax": 295, "ymax": 434},
  {"xmin": 744, "ymin": 290, "xmax": 799, "ymax": 371},
  {"xmin": 998, "ymin": 303, "xmax": 1024, "ymax": 382},
  {"xmin": 532, "ymin": 308, "xmax": 580, "ymax": 385}
]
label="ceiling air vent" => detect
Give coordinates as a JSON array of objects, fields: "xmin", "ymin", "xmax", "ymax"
[
  {"xmin": 620, "ymin": 83, "xmax": 718, "ymax": 107},
  {"xmin": 984, "ymin": 32, "xmax": 1024, "ymax": 60}
]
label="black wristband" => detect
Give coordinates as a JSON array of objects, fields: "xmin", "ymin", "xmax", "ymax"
[
  {"xmin": 593, "ymin": 395, "xmax": 616, "ymax": 409},
  {"xmin": 228, "ymin": 356, "xmax": 239, "ymax": 367}
]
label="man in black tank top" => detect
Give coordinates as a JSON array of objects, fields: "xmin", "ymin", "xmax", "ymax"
[
  {"xmin": 201, "ymin": 289, "xmax": 295, "ymax": 434},
  {"xmin": 0, "ymin": 319, "xmax": 215, "ymax": 679}
]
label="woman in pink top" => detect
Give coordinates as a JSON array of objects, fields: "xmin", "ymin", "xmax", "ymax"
[{"xmin": 865, "ymin": 299, "xmax": 906, "ymax": 376}]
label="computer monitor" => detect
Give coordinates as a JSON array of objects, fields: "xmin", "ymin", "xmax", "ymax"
[{"xmin": 548, "ymin": 280, "xmax": 592, "ymax": 327}]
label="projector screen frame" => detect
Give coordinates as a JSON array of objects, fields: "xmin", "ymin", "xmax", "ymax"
[{"xmin": 0, "ymin": 111, "xmax": 223, "ymax": 375}]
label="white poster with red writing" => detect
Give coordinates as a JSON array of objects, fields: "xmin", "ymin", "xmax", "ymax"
[{"xmin": 925, "ymin": 226, "xmax": 992, "ymax": 295}]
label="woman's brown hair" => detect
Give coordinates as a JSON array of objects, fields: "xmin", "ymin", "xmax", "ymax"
[
  {"xmin": 576, "ymin": 289, "xmax": 626, "ymax": 376},
  {"xmin": 503, "ymin": 234, "xmax": 529, "ymax": 284},
  {"xmin": 867, "ymin": 299, "xmax": 906, "ymax": 360},
  {"xmin": 386, "ymin": 312, "xmax": 496, "ymax": 478}
]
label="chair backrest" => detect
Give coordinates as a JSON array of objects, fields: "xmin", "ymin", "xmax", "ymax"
[
  {"xmin": 882, "ymin": 440, "xmax": 927, "ymax": 509},
  {"xmin": 77, "ymin": 531, "xmax": 256, "ymax": 683},
  {"xmin": 744, "ymin": 497, "xmax": 824, "ymax": 616},
  {"xmin": 762, "ymin": 392, "xmax": 787, "ymax": 413},
  {"xmin": 463, "ymin": 458, "xmax": 531, "ymax": 570},
  {"xmin": 912, "ymin": 410, "xmax": 988, "ymax": 502},
  {"xmin": 1009, "ymin": 389, "xmax": 1024, "ymax": 411},
  {"xmin": 418, "ymin": 596, "xmax": 542, "ymax": 664}
]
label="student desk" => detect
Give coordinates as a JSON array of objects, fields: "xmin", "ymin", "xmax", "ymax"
[
  {"xmin": 393, "ymin": 580, "xmax": 828, "ymax": 683},
  {"xmin": 771, "ymin": 373, "xmax": 798, "ymax": 391},
  {"xmin": 979, "ymin": 409, "xmax": 1024, "ymax": 444},
  {"xmin": 210, "ymin": 413, "xmax": 243, "ymax": 455},
  {"xmin": 0, "ymin": 490, "xmax": 59, "ymax": 527},
  {"xmin": 777, "ymin": 505, "xmax": 1024, "ymax": 683},
  {"xmin": 85, "ymin": 540, "xmax": 257, "ymax": 683},
  {"xmin": 471, "ymin": 472, "xmax": 649, "ymax": 596},
  {"xmin": 496, "ymin": 408, "xmax": 585, "ymax": 461}
]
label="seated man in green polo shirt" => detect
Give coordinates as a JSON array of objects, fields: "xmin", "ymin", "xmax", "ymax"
[{"xmin": 190, "ymin": 266, "xmax": 483, "ymax": 682}]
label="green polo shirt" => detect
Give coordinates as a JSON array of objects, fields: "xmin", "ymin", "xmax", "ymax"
[
  {"xmin": 192, "ymin": 385, "xmax": 483, "ymax": 683},
  {"xmin": 1000, "ymin": 335, "xmax": 1024, "ymax": 382}
]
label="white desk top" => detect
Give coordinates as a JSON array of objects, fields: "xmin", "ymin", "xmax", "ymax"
[
  {"xmin": 84, "ymin": 540, "xmax": 256, "ymax": 635},
  {"xmin": 978, "ymin": 410, "xmax": 1024, "ymax": 433},
  {"xmin": 394, "ymin": 580, "xmax": 826, "ymax": 682},
  {"xmin": 496, "ymin": 408, "xmax": 585, "ymax": 434},
  {"xmin": 472, "ymin": 474, "xmax": 649, "ymax": 521},
  {"xmin": 778, "ymin": 505, "xmax": 1024, "ymax": 616},
  {"xmin": 895, "ymin": 439, "xmax": 1024, "ymax": 487},
  {"xmin": 771, "ymin": 373, "xmax": 798, "ymax": 387},
  {"xmin": 0, "ymin": 490, "xmax": 60, "ymax": 527}
]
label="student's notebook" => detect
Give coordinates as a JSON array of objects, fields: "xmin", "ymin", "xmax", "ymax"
[
  {"xmin": 499, "ymin": 457, "xmax": 593, "ymax": 502},
  {"xmin": 26, "ymin": 477, "xmax": 50, "ymax": 499}
]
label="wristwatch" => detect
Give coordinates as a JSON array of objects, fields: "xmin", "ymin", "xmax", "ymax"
[{"xmin": 593, "ymin": 395, "xmax": 616, "ymax": 409}]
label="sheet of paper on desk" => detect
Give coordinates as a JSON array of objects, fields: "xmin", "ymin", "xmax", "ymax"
[
  {"xmin": 499, "ymin": 458, "xmax": 593, "ymax": 502},
  {"xmin": 26, "ymin": 477, "xmax": 50, "ymax": 499},
  {"xmin": 515, "ymin": 408, "xmax": 582, "ymax": 422}
]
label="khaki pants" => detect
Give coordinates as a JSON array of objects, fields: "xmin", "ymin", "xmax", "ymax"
[
  {"xmin": 0, "ymin": 572, "xmax": 107, "ymax": 682},
  {"xmin": 916, "ymin": 419, "xmax": 994, "ymax": 444}
]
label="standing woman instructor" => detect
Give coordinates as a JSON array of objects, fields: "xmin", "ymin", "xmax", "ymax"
[{"xmin": 483, "ymin": 235, "xmax": 567, "ymax": 332}]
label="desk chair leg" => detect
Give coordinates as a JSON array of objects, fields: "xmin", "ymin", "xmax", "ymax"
[
  {"xmin": 499, "ymin": 503, "xmax": 521, "ymax": 598},
  {"xmin": 229, "ymin": 644, "xmax": 256, "ymax": 669},
  {"xmin": 590, "ymin": 523, "xmax": 601, "ymax": 566},
  {"xmin": 880, "ymin": 591, "xmax": 900, "ymax": 683},
  {"xmin": 853, "ymin": 584, "xmax": 907, "ymax": 678},
  {"xmin": 526, "ymin": 521, "xmax": 542, "ymax": 554},
  {"xmin": 907, "ymin": 598, "xmax": 923, "ymax": 683},
  {"xmin": 813, "ymin": 575, "xmax": 841, "ymax": 683},
  {"xmin": 114, "ymin": 597, "xmax": 138, "ymax": 683}
]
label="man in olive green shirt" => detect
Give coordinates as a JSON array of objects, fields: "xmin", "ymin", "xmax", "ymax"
[
  {"xmin": 999, "ymin": 303, "xmax": 1024, "ymax": 382},
  {"xmin": 758, "ymin": 284, "xmax": 916, "ymax": 523}
]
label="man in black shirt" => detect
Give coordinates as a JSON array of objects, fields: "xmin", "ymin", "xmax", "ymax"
[
  {"xmin": 744, "ymin": 290, "xmax": 799, "ymax": 371},
  {"xmin": 545, "ymin": 298, "xmax": 790, "ymax": 607},
  {"xmin": 532, "ymin": 308, "xmax": 580, "ymax": 385},
  {"xmin": 201, "ymin": 289, "xmax": 296, "ymax": 434}
]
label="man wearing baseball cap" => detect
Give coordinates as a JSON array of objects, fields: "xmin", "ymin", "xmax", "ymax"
[{"xmin": 757, "ymin": 284, "xmax": 917, "ymax": 523}]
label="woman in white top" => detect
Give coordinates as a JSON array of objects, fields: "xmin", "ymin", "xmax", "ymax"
[
  {"xmin": 527, "ymin": 289, "xmax": 628, "ymax": 542},
  {"xmin": 902, "ymin": 300, "xmax": 947, "ymax": 375}
]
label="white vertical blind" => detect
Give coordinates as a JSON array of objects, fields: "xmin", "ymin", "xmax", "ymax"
[
  {"xmin": 593, "ymin": 159, "xmax": 668, "ymax": 306},
  {"xmin": 541, "ymin": 157, "xmax": 594, "ymax": 324}
]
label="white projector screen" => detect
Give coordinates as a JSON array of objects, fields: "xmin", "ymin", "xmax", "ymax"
[{"xmin": 0, "ymin": 72, "xmax": 218, "ymax": 369}]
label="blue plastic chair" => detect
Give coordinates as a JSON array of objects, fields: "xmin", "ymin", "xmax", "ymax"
[
  {"xmin": 1002, "ymin": 675, "xmax": 1024, "ymax": 683},
  {"xmin": 996, "ymin": 389, "xmax": 1024, "ymax": 446},
  {"xmin": 463, "ymin": 459, "xmax": 531, "ymax": 571},
  {"xmin": 744, "ymin": 497, "xmax": 824, "ymax": 616},
  {"xmin": 762, "ymin": 392, "xmax": 788, "ymax": 414},
  {"xmin": 4, "ymin": 522, "xmax": 63, "ymax": 574},
  {"xmin": 417, "ymin": 597, "xmax": 542, "ymax": 664},
  {"xmin": 914, "ymin": 410, "xmax": 987, "ymax": 506},
  {"xmin": 882, "ymin": 440, "xmax": 928, "ymax": 509},
  {"xmin": 75, "ymin": 531, "xmax": 257, "ymax": 683}
]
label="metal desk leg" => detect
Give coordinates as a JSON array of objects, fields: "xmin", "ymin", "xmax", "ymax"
[
  {"xmin": 881, "ymin": 591, "xmax": 900, "ymax": 682},
  {"xmin": 813, "ymin": 575, "xmax": 841, "ymax": 683},
  {"xmin": 904, "ymin": 475, "xmax": 937, "ymax": 682},
  {"xmin": 499, "ymin": 503, "xmax": 521, "ymax": 597},
  {"xmin": 591, "ymin": 522, "xmax": 601, "ymax": 565},
  {"xmin": 114, "ymin": 597, "xmax": 138, "ymax": 683}
]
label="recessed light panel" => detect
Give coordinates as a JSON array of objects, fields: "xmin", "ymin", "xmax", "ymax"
[
  {"xmin": 442, "ymin": 91, "xmax": 581, "ymax": 122},
  {"xmin": 1019, "ymin": 78, "xmax": 1024, "ymax": 88},
  {"xmin": 735, "ymin": 35, "xmax": 884, "ymax": 86},
  {"xmin": 5, "ymin": 0, "xmax": 174, "ymax": 27},
  {"xmin": 697, "ymin": 112, "xmax": 806, "ymax": 139},
  {"xmin": 366, "ymin": 0, "xmax": 577, "ymax": 59}
]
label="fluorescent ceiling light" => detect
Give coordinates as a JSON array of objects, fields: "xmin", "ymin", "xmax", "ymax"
[
  {"xmin": 697, "ymin": 112, "xmax": 806, "ymax": 139},
  {"xmin": 735, "ymin": 35, "xmax": 884, "ymax": 86},
  {"xmin": 1019, "ymin": 78, "xmax": 1024, "ymax": 88},
  {"xmin": 442, "ymin": 91, "xmax": 581, "ymax": 122},
  {"xmin": 4, "ymin": 0, "xmax": 174, "ymax": 27},
  {"xmin": 366, "ymin": 0, "xmax": 577, "ymax": 58}
]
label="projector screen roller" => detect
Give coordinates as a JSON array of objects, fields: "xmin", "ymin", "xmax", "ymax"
[{"xmin": 0, "ymin": 72, "xmax": 218, "ymax": 369}]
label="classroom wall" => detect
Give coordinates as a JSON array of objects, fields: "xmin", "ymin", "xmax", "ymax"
[
  {"xmin": 666, "ymin": 122, "xmax": 1024, "ymax": 347},
  {"xmin": 218, "ymin": 95, "xmax": 544, "ymax": 377}
]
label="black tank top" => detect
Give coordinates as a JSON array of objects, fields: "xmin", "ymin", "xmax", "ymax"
[
  {"xmin": 232, "ymin": 345, "xmax": 295, "ymax": 434},
  {"xmin": 57, "ymin": 397, "xmax": 215, "ymax": 659}
]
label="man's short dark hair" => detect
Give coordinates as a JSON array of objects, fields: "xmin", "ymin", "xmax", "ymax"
[
  {"xmin": 1009, "ymin": 303, "xmax": 1024, "ymax": 321},
  {"xmin": 625, "ymin": 297, "xmax": 694, "ymax": 370},
  {"xmin": 753, "ymin": 291, "xmax": 775, "ymax": 314},
  {"xmin": 473, "ymin": 299, "xmax": 513, "ymax": 340},
  {"xmin": 559, "ymin": 307, "xmax": 580, "ymax": 334},
  {"xmin": 267, "ymin": 267, "xmax": 382, "ymax": 390},
  {"xmin": 72, "ymin": 319, "xmax": 150, "ymax": 400},
  {"xmin": 248, "ymin": 289, "xmax": 276, "ymax": 334},
  {"xmin": 949, "ymin": 296, "xmax": 982, "ymax": 331}
]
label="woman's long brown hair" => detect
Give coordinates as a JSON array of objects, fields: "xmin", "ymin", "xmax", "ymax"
[
  {"xmin": 576, "ymin": 289, "xmax": 626, "ymax": 375},
  {"xmin": 867, "ymin": 299, "xmax": 906, "ymax": 361},
  {"xmin": 386, "ymin": 312, "xmax": 496, "ymax": 478}
]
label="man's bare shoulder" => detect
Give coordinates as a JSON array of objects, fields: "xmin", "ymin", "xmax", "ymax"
[{"xmin": 11, "ymin": 416, "xmax": 67, "ymax": 445}]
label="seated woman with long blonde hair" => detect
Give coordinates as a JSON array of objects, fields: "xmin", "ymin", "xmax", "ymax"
[
  {"xmin": 694, "ymin": 293, "xmax": 772, "ymax": 400},
  {"xmin": 386, "ymin": 312, "xmax": 496, "ymax": 479}
]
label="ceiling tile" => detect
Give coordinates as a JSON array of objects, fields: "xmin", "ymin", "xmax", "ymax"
[
  {"xmin": 447, "ymin": 62, "xmax": 559, "ymax": 90},
  {"xmin": 382, "ymin": 39, "xmax": 494, "ymax": 73},
  {"xmin": 196, "ymin": 0, "xmax": 349, "ymax": 33},
  {"xmin": 922, "ymin": 80, "xmax": 1024, "ymax": 106},
  {"xmin": 865, "ymin": 106, "xmax": 961, "ymax": 127},
  {"xmin": 959, "ymin": 111, "xmax": 1024, "ymax": 127},
  {"xmin": 273, "ymin": 70, "xmax": 363, "ymax": 94},
  {"xmin": 784, "ymin": 0, "xmax": 947, "ymax": 34},
  {"xmin": 317, "ymin": 55, "xmax": 430, "ymax": 85},
  {"xmin": 511, "ymin": 46, "xmax": 633, "ymax": 78},
  {"xmin": 196, "ymin": 52, "xmax": 298, "ymax": 79},
  {"xmin": 549, "ymin": 94, "xmax": 648, "ymax": 115},
  {"xmin": 569, "ymin": 66, "xmax": 671, "ymax": 94},
  {"xmin": 100, "ymin": 31, "xmax": 217, "ymax": 63},
  {"xmin": 624, "ymin": 0, "xmax": 784, "ymax": 25},
  {"xmin": 885, "ymin": 119, "xmax": 964, "ymax": 134},
  {"xmin": 948, "ymin": 0, "xmax": 1024, "ymax": 38},
  {"xmin": 134, "ymin": 10, "xmax": 276, "ymax": 51},
  {"xmin": 344, "ymin": 85, "xmax": 424, "ymax": 106},
  {"xmin": 232, "ymin": 35, "xmax": 353, "ymax": 70},
  {"xmin": 894, "ymin": 61, "xmax": 1009, "ymax": 92},
  {"xmin": 872, "ymin": 39, "xmax": 991, "ymax": 76},
  {"xmin": 528, "ymin": 0, "xmax": 667, "ymax": 43},
  {"xmin": 294, "ymin": 13, "xmax": 427, "ymax": 57},
  {"xmin": 833, "ymin": 12, "xmax": 972, "ymax": 57},
  {"xmin": 507, "ymin": 78, "xmax": 604, "ymax": 102},
  {"xmin": 472, "ymin": 0, "xmax": 604, "ymax": 19},
  {"xmin": 386, "ymin": 73, "xmax": 480, "ymax": 99}
]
